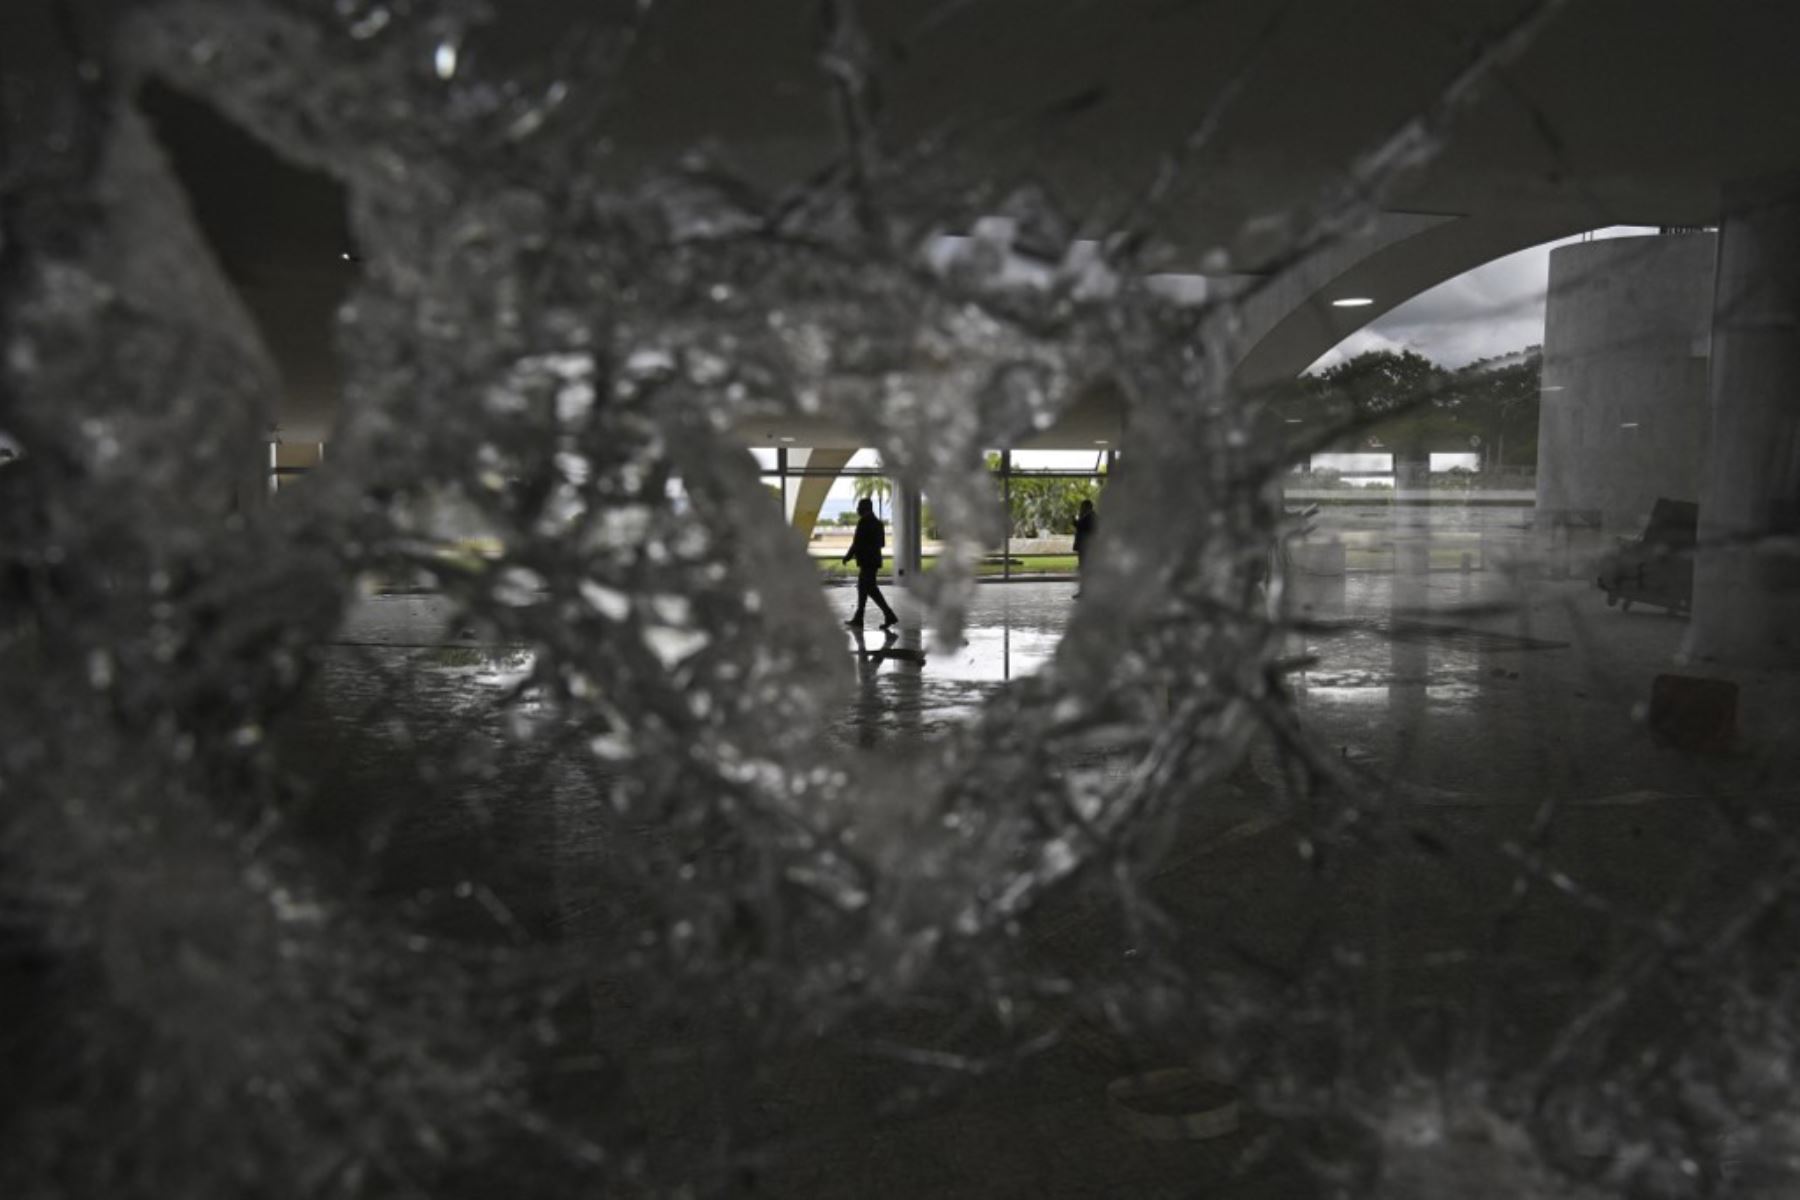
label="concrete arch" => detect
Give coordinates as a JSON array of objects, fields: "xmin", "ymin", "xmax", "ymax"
[
  {"xmin": 1227, "ymin": 211, "xmax": 1600, "ymax": 395},
  {"xmin": 995, "ymin": 211, "xmax": 1603, "ymax": 452},
  {"xmin": 783, "ymin": 447, "xmax": 858, "ymax": 542}
]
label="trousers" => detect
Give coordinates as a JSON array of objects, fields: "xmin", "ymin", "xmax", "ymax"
[{"xmin": 854, "ymin": 565, "xmax": 897, "ymax": 622}]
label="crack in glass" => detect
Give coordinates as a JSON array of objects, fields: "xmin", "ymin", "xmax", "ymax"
[{"xmin": 5, "ymin": 2, "xmax": 1799, "ymax": 1197}]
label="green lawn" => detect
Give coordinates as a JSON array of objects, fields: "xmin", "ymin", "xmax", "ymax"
[
  {"xmin": 815, "ymin": 554, "xmax": 1079, "ymax": 579},
  {"xmin": 815, "ymin": 548, "xmax": 1494, "ymax": 580}
]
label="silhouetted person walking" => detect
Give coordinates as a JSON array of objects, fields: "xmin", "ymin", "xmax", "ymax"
[
  {"xmin": 843, "ymin": 498, "xmax": 899, "ymax": 628},
  {"xmin": 1072, "ymin": 498, "xmax": 1097, "ymax": 598}
]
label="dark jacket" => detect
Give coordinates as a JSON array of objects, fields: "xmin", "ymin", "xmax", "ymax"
[
  {"xmin": 845, "ymin": 514, "xmax": 885, "ymax": 570},
  {"xmin": 1073, "ymin": 510, "xmax": 1096, "ymax": 556}
]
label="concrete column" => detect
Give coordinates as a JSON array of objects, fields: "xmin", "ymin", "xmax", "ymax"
[
  {"xmin": 891, "ymin": 484, "xmax": 923, "ymax": 588},
  {"xmin": 1536, "ymin": 234, "xmax": 1717, "ymax": 534},
  {"xmin": 1687, "ymin": 174, "xmax": 1800, "ymax": 665}
]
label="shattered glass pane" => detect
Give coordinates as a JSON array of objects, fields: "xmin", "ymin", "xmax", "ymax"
[{"xmin": 5, "ymin": 1, "xmax": 1800, "ymax": 1196}]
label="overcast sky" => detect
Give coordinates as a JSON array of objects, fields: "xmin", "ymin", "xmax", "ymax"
[{"xmin": 1308, "ymin": 225, "xmax": 1657, "ymax": 372}]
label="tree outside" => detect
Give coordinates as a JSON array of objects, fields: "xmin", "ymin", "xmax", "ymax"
[
  {"xmin": 1290, "ymin": 347, "xmax": 1541, "ymax": 473},
  {"xmin": 850, "ymin": 474, "xmax": 891, "ymax": 519},
  {"xmin": 1451, "ymin": 350, "xmax": 1542, "ymax": 469},
  {"xmin": 984, "ymin": 453, "xmax": 1103, "ymax": 538}
]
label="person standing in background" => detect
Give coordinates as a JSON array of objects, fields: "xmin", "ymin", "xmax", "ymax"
[{"xmin": 1072, "ymin": 497, "xmax": 1097, "ymax": 599}]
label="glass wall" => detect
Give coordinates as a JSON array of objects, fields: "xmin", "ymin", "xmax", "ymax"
[{"xmin": 749, "ymin": 445, "xmax": 1114, "ymax": 579}]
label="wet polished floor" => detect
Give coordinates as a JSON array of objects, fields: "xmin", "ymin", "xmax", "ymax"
[
  {"xmin": 797, "ymin": 508, "xmax": 1800, "ymax": 803},
  {"xmin": 327, "ymin": 502, "xmax": 1761, "ymax": 787}
]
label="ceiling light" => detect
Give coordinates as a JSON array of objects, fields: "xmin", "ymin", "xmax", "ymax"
[
  {"xmin": 1285, "ymin": 418, "xmax": 1303, "ymax": 424},
  {"xmin": 1620, "ymin": 422, "xmax": 1639, "ymax": 429},
  {"xmin": 1331, "ymin": 297, "xmax": 1375, "ymax": 308},
  {"xmin": 778, "ymin": 436, "xmax": 796, "ymax": 442},
  {"xmin": 1094, "ymin": 439, "xmax": 1109, "ymax": 446}
]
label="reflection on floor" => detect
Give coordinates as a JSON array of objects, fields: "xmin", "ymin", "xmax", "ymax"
[
  {"xmin": 826, "ymin": 580, "xmax": 1071, "ymax": 743},
  {"xmin": 803, "ymin": 509, "xmax": 1799, "ymax": 803},
  {"xmin": 329, "ymin": 504, "xmax": 1767, "ymax": 802}
]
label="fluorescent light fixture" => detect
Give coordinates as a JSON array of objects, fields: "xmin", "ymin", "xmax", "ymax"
[
  {"xmin": 1620, "ymin": 422, "xmax": 1639, "ymax": 429},
  {"xmin": 778, "ymin": 436, "xmax": 796, "ymax": 442},
  {"xmin": 1541, "ymin": 385, "xmax": 1566, "ymax": 392},
  {"xmin": 1285, "ymin": 418, "xmax": 1303, "ymax": 424},
  {"xmin": 1331, "ymin": 297, "xmax": 1375, "ymax": 308},
  {"xmin": 1094, "ymin": 439, "xmax": 1109, "ymax": 446}
]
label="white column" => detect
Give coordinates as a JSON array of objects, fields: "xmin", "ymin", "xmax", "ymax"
[
  {"xmin": 891, "ymin": 484, "xmax": 923, "ymax": 588},
  {"xmin": 1687, "ymin": 173, "xmax": 1800, "ymax": 665}
]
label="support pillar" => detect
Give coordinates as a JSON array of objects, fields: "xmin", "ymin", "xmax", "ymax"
[
  {"xmin": 1393, "ymin": 452, "xmax": 1430, "ymax": 496},
  {"xmin": 1687, "ymin": 174, "xmax": 1800, "ymax": 665},
  {"xmin": 891, "ymin": 484, "xmax": 923, "ymax": 588},
  {"xmin": 1001, "ymin": 450, "xmax": 1012, "ymax": 584}
]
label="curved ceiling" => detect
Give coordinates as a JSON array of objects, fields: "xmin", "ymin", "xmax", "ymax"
[
  {"xmin": 577, "ymin": 0, "xmax": 1800, "ymax": 245},
  {"xmin": 13, "ymin": 0, "xmax": 1794, "ymax": 442}
]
